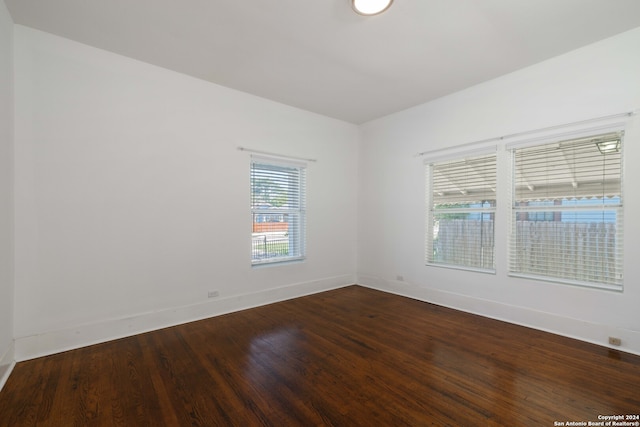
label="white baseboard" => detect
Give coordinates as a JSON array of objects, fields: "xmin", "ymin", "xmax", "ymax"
[
  {"xmin": 358, "ymin": 275, "xmax": 640, "ymax": 356},
  {"xmin": 0, "ymin": 340, "xmax": 15, "ymax": 392},
  {"xmin": 15, "ymin": 275, "xmax": 355, "ymax": 361},
  {"xmin": 15, "ymin": 274, "xmax": 638, "ymax": 362}
]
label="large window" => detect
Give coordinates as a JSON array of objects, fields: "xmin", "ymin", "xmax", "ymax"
[
  {"xmin": 426, "ymin": 151, "xmax": 497, "ymax": 272},
  {"xmin": 251, "ymin": 157, "xmax": 306, "ymax": 265},
  {"xmin": 510, "ymin": 131, "xmax": 624, "ymax": 290}
]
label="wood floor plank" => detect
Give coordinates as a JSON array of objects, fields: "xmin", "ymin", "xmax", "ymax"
[{"xmin": 1, "ymin": 285, "xmax": 639, "ymax": 426}]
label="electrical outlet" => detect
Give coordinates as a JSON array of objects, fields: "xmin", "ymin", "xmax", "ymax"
[
  {"xmin": 208, "ymin": 291, "xmax": 220, "ymax": 298},
  {"xmin": 608, "ymin": 336, "xmax": 622, "ymax": 346}
]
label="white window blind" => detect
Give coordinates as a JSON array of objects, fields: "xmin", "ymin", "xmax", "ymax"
[
  {"xmin": 426, "ymin": 152, "xmax": 497, "ymax": 272},
  {"xmin": 510, "ymin": 131, "xmax": 624, "ymax": 290},
  {"xmin": 251, "ymin": 157, "xmax": 306, "ymax": 265}
]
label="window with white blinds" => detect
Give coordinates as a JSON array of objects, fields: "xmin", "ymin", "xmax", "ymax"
[
  {"xmin": 510, "ymin": 131, "xmax": 624, "ymax": 290},
  {"xmin": 251, "ymin": 157, "xmax": 306, "ymax": 265},
  {"xmin": 426, "ymin": 152, "xmax": 497, "ymax": 272}
]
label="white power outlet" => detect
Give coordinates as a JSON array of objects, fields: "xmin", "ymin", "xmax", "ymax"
[{"xmin": 208, "ymin": 290, "xmax": 220, "ymax": 298}]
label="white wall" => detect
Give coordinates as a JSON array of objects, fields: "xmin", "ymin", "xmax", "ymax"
[
  {"xmin": 0, "ymin": 1, "xmax": 14, "ymax": 385},
  {"xmin": 358, "ymin": 28, "xmax": 640, "ymax": 355},
  {"xmin": 13, "ymin": 26, "xmax": 359, "ymax": 360},
  {"xmin": 9, "ymin": 18, "xmax": 640, "ymax": 362}
]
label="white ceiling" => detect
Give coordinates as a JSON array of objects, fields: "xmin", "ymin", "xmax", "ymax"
[{"xmin": 5, "ymin": 0, "xmax": 640, "ymax": 124}]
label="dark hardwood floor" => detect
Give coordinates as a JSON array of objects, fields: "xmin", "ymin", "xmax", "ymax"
[{"xmin": 1, "ymin": 285, "xmax": 639, "ymax": 426}]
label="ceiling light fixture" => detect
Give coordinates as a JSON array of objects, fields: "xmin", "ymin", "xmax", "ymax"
[{"xmin": 352, "ymin": 0, "xmax": 394, "ymax": 16}]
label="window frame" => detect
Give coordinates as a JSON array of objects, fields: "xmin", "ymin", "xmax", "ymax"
[
  {"xmin": 250, "ymin": 156, "xmax": 307, "ymax": 266},
  {"xmin": 507, "ymin": 130, "xmax": 624, "ymax": 291},
  {"xmin": 425, "ymin": 149, "xmax": 497, "ymax": 274}
]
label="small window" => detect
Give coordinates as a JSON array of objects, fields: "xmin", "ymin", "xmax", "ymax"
[
  {"xmin": 426, "ymin": 152, "xmax": 497, "ymax": 272},
  {"xmin": 510, "ymin": 131, "xmax": 624, "ymax": 290},
  {"xmin": 251, "ymin": 157, "xmax": 306, "ymax": 265}
]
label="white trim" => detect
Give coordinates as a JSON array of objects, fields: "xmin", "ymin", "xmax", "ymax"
[
  {"xmin": 417, "ymin": 111, "xmax": 636, "ymax": 159},
  {"xmin": 0, "ymin": 340, "xmax": 15, "ymax": 392},
  {"xmin": 504, "ymin": 122, "xmax": 627, "ymax": 150},
  {"xmin": 425, "ymin": 262, "xmax": 496, "ymax": 275},
  {"xmin": 239, "ymin": 147, "xmax": 317, "ymax": 163},
  {"xmin": 251, "ymin": 255, "xmax": 306, "ymax": 266},
  {"xmin": 498, "ymin": 111, "xmax": 633, "ymax": 147},
  {"xmin": 508, "ymin": 272, "xmax": 623, "ymax": 292},
  {"xmin": 421, "ymin": 145, "xmax": 497, "ymax": 164},
  {"xmin": 357, "ymin": 275, "xmax": 640, "ymax": 356},
  {"xmin": 250, "ymin": 154, "xmax": 308, "ymax": 169},
  {"xmin": 14, "ymin": 275, "xmax": 355, "ymax": 361}
]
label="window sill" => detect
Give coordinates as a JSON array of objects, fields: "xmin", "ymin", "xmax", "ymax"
[
  {"xmin": 426, "ymin": 262, "xmax": 496, "ymax": 275},
  {"xmin": 252, "ymin": 256, "xmax": 306, "ymax": 268},
  {"xmin": 508, "ymin": 272, "xmax": 623, "ymax": 292}
]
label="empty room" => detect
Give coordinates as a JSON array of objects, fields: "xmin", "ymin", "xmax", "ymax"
[{"xmin": 1, "ymin": 0, "xmax": 640, "ymax": 425}]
